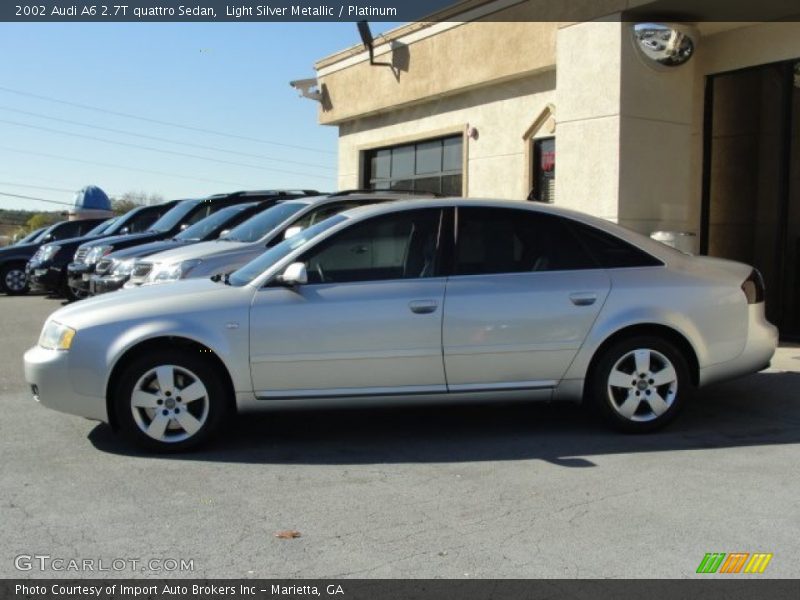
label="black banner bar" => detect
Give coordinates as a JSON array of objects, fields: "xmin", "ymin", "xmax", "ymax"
[
  {"xmin": 4, "ymin": 579, "xmax": 800, "ymax": 600},
  {"xmin": 2, "ymin": 0, "xmax": 800, "ymax": 23}
]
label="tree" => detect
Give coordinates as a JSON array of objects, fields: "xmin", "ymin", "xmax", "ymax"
[
  {"xmin": 111, "ymin": 191, "xmax": 165, "ymax": 215},
  {"xmin": 26, "ymin": 213, "xmax": 60, "ymax": 231}
]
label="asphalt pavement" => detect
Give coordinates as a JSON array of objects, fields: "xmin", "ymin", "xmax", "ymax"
[{"xmin": 2, "ymin": 294, "xmax": 799, "ymax": 578}]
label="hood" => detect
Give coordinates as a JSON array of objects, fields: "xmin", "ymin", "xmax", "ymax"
[
  {"xmin": 82, "ymin": 231, "xmax": 163, "ymax": 251},
  {"xmin": 137, "ymin": 239, "xmax": 250, "ymax": 266},
  {"xmin": 44, "ymin": 233, "xmax": 106, "ymax": 251},
  {"xmin": 0, "ymin": 241, "xmax": 41, "ymax": 256},
  {"xmin": 106, "ymin": 239, "xmax": 189, "ymax": 261},
  {"xmin": 49, "ymin": 277, "xmax": 250, "ymax": 330}
]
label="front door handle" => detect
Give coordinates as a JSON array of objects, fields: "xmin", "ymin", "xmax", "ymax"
[
  {"xmin": 409, "ymin": 300, "xmax": 438, "ymax": 314},
  {"xmin": 569, "ymin": 292, "xmax": 597, "ymax": 306}
]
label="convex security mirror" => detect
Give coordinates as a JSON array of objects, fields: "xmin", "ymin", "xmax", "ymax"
[{"xmin": 632, "ymin": 22, "xmax": 698, "ymax": 69}]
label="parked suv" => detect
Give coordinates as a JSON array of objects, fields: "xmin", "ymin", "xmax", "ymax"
[
  {"xmin": 128, "ymin": 190, "xmax": 435, "ymax": 288},
  {"xmin": 83, "ymin": 190, "xmax": 319, "ymax": 295},
  {"xmin": 0, "ymin": 218, "xmax": 107, "ymax": 295},
  {"xmin": 27, "ymin": 201, "xmax": 177, "ymax": 300}
]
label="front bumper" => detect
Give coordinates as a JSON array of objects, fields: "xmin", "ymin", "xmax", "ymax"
[
  {"xmin": 25, "ymin": 262, "xmax": 61, "ymax": 292},
  {"xmin": 89, "ymin": 274, "xmax": 129, "ymax": 295},
  {"xmin": 67, "ymin": 262, "xmax": 94, "ymax": 293},
  {"xmin": 699, "ymin": 303, "xmax": 779, "ymax": 386},
  {"xmin": 23, "ymin": 345, "xmax": 108, "ymax": 422}
]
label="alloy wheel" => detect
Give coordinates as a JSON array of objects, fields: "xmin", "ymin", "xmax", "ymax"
[
  {"xmin": 130, "ymin": 364, "xmax": 210, "ymax": 443},
  {"xmin": 4, "ymin": 268, "xmax": 27, "ymax": 292},
  {"xmin": 606, "ymin": 348, "xmax": 678, "ymax": 422}
]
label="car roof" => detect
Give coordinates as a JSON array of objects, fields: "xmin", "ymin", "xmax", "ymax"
[
  {"xmin": 337, "ymin": 197, "xmax": 682, "ymax": 262},
  {"xmin": 281, "ymin": 191, "xmax": 436, "ymax": 208}
]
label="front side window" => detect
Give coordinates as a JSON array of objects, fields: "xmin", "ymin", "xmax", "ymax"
[
  {"xmin": 365, "ymin": 135, "xmax": 463, "ymax": 196},
  {"xmin": 454, "ymin": 207, "xmax": 595, "ymax": 275},
  {"xmin": 302, "ymin": 209, "xmax": 443, "ymax": 284}
]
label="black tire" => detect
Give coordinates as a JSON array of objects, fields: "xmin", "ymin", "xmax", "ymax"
[
  {"xmin": 589, "ymin": 336, "xmax": 691, "ymax": 433},
  {"xmin": 113, "ymin": 350, "xmax": 229, "ymax": 452},
  {"xmin": 0, "ymin": 262, "xmax": 30, "ymax": 295}
]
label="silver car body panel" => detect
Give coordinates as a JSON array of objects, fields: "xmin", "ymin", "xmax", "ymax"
[{"xmin": 24, "ymin": 198, "xmax": 778, "ymax": 424}]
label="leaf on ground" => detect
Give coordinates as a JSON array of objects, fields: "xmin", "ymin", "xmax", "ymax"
[{"xmin": 274, "ymin": 530, "xmax": 301, "ymax": 539}]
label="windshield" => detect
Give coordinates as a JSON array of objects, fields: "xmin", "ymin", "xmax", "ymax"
[
  {"xmin": 175, "ymin": 203, "xmax": 253, "ymax": 241},
  {"xmin": 16, "ymin": 228, "xmax": 45, "ymax": 244},
  {"xmin": 86, "ymin": 218, "xmax": 116, "ymax": 236},
  {"xmin": 221, "ymin": 202, "xmax": 306, "ymax": 243},
  {"xmin": 228, "ymin": 215, "xmax": 347, "ymax": 286},
  {"xmin": 105, "ymin": 207, "xmax": 146, "ymax": 235},
  {"xmin": 149, "ymin": 200, "xmax": 200, "ymax": 232}
]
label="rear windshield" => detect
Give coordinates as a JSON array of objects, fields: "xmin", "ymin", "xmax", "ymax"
[
  {"xmin": 175, "ymin": 204, "xmax": 254, "ymax": 241},
  {"xmin": 149, "ymin": 200, "xmax": 200, "ymax": 232},
  {"xmin": 220, "ymin": 202, "xmax": 306, "ymax": 243}
]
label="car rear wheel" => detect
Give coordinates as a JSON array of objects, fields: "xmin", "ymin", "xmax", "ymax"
[
  {"xmin": 1, "ymin": 263, "xmax": 30, "ymax": 295},
  {"xmin": 114, "ymin": 351, "xmax": 228, "ymax": 452},
  {"xmin": 590, "ymin": 336, "xmax": 690, "ymax": 432}
]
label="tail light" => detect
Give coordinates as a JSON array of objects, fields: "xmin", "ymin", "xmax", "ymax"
[{"xmin": 741, "ymin": 269, "xmax": 765, "ymax": 304}]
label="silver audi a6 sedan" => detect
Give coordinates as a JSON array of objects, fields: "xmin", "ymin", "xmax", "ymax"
[{"xmin": 24, "ymin": 199, "xmax": 778, "ymax": 451}]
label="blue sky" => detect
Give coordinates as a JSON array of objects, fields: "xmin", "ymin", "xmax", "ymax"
[{"xmin": 0, "ymin": 22, "xmax": 401, "ymax": 212}]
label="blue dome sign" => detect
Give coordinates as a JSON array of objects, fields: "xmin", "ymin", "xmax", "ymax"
[{"xmin": 73, "ymin": 186, "xmax": 111, "ymax": 211}]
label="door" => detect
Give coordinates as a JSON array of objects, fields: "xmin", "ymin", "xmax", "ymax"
[
  {"xmin": 442, "ymin": 207, "xmax": 610, "ymax": 391},
  {"xmin": 249, "ymin": 208, "xmax": 447, "ymax": 397},
  {"xmin": 703, "ymin": 60, "xmax": 800, "ymax": 338}
]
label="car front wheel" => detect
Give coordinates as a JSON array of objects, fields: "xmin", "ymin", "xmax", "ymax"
[
  {"xmin": 590, "ymin": 336, "xmax": 690, "ymax": 432},
  {"xmin": 114, "ymin": 351, "xmax": 228, "ymax": 452},
  {"xmin": 1, "ymin": 263, "xmax": 30, "ymax": 295}
]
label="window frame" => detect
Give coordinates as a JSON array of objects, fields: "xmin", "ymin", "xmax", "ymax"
[{"xmin": 363, "ymin": 135, "xmax": 464, "ymax": 196}]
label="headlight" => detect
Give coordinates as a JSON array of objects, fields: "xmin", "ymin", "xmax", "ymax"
[
  {"xmin": 148, "ymin": 259, "xmax": 203, "ymax": 283},
  {"xmin": 112, "ymin": 259, "xmax": 135, "ymax": 276},
  {"xmin": 38, "ymin": 320, "xmax": 76, "ymax": 351},
  {"xmin": 85, "ymin": 245, "xmax": 113, "ymax": 265},
  {"xmin": 40, "ymin": 245, "xmax": 60, "ymax": 262}
]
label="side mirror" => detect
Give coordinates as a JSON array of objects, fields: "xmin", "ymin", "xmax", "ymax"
[
  {"xmin": 277, "ymin": 262, "xmax": 307, "ymax": 287},
  {"xmin": 284, "ymin": 225, "xmax": 304, "ymax": 240},
  {"xmin": 119, "ymin": 226, "xmax": 130, "ymax": 235},
  {"xmin": 180, "ymin": 223, "xmax": 189, "ymax": 231},
  {"xmin": 218, "ymin": 229, "xmax": 230, "ymax": 238}
]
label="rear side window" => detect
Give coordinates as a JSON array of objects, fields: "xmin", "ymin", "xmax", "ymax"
[
  {"xmin": 567, "ymin": 221, "xmax": 663, "ymax": 268},
  {"xmin": 454, "ymin": 207, "xmax": 596, "ymax": 275}
]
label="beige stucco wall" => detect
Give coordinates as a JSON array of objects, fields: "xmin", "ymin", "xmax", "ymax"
[
  {"xmin": 320, "ymin": 15, "xmax": 800, "ymax": 243},
  {"xmin": 336, "ymin": 70, "xmax": 556, "ymax": 198},
  {"xmin": 317, "ymin": 15, "xmax": 560, "ymax": 126}
]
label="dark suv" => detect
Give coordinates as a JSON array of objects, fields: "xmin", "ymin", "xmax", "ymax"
[
  {"xmin": 27, "ymin": 201, "xmax": 178, "ymax": 300},
  {"xmin": 79, "ymin": 189, "xmax": 319, "ymax": 295},
  {"xmin": 0, "ymin": 218, "xmax": 107, "ymax": 295}
]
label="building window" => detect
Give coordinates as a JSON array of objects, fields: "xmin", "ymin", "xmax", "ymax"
[
  {"xmin": 364, "ymin": 135, "xmax": 463, "ymax": 195},
  {"xmin": 530, "ymin": 137, "xmax": 555, "ymax": 203}
]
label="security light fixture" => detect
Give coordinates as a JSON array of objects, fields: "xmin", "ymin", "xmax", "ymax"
[
  {"xmin": 632, "ymin": 22, "xmax": 698, "ymax": 70},
  {"xmin": 289, "ymin": 78, "xmax": 322, "ymax": 102}
]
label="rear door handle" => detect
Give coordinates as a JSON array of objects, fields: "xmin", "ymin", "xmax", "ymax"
[
  {"xmin": 569, "ymin": 292, "xmax": 597, "ymax": 306},
  {"xmin": 409, "ymin": 300, "xmax": 438, "ymax": 314}
]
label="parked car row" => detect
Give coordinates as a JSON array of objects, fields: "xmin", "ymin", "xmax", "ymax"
[{"xmin": 22, "ymin": 193, "xmax": 778, "ymax": 453}]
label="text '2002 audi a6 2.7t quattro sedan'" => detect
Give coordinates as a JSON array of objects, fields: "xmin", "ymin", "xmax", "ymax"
[{"xmin": 24, "ymin": 199, "xmax": 778, "ymax": 452}]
